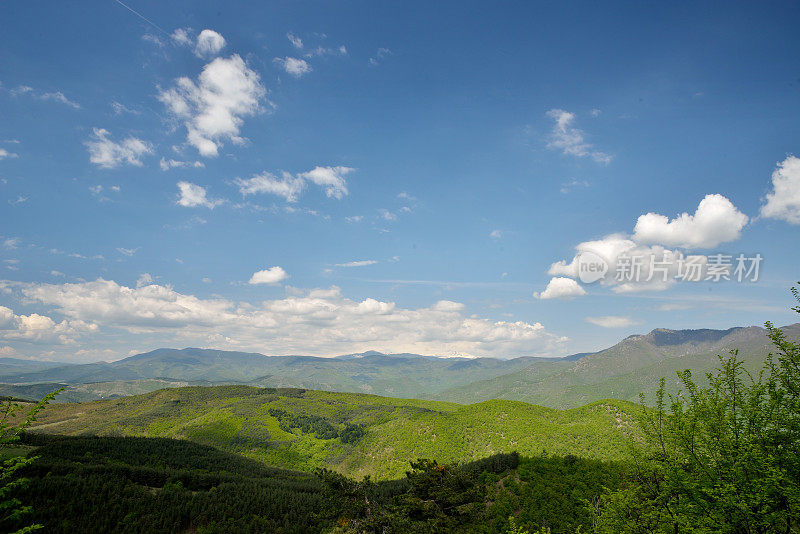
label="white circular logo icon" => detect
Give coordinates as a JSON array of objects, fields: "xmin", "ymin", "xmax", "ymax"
[{"xmin": 576, "ymin": 251, "xmax": 608, "ymax": 283}]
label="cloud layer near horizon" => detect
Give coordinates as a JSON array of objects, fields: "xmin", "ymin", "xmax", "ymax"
[{"xmin": 0, "ymin": 279, "xmax": 565, "ymax": 361}]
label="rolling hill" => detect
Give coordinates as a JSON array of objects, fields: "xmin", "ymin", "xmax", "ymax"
[{"xmin": 27, "ymin": 385, "xmax": 640, "ymax": 480}]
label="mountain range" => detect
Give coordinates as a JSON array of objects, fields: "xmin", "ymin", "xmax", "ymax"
[{"xmin": 3, "ymin": 323, "xmax": 798, "ymax": 407}]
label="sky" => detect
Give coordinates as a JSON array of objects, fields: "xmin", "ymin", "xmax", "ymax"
[{"xmin": 1, "ymin": 1, "xmax": 800, "ymax": 363}]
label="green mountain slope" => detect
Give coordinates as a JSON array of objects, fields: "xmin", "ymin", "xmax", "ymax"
[
  {"xmin": 434, "ymin": 323, "xmax": 800, "ymax": 408},
  {"xmin": 28, "ymin": 385, "xmax": 639, "ymax": 479}
]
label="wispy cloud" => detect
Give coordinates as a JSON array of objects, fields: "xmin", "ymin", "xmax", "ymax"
[
  {"xmin": 545, "ymin": 109, "xmax": 611, "ymax": 164},
  {"xmin": 585, "ymin": 315, "xmax": 639, "ymax": 328},
  {"xmin": 369, "ymin": 47, "xmax": 392, "ymax": 66},
  {"xmin": 335, "ymin": 260, "xmax": 378, "ymax": 268}
]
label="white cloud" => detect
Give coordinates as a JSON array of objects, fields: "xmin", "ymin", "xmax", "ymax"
[
  {"xmin": 380, "ymin": 210, "xmax": 396, "ymax": 221},
  {"xmin": 195, "ymin": 29, "xmax": 226, "ymax": 58},
  {"xmin": 632, "ymin": 194, "xmax": 748, "ymax": 249},
  {"xmin": 298, "ymin": 166, "xmax": 351, "ymax": 199},
  {"xmin": 10, "ymin": 85, "xmax": 80, "ymax": 109},
  {"xmin": 345, "ymin": 215, "xmax": 363, "ymax": 223},
  {"xmin": 40, "ymin": 91, "xmax": 80, "ymax": 109},
  {"xmin": 9, "ymin": 86, "xmax": 33, "ymax": 96},
  {"xmin": 11, "ymin": 278, "xmax": 565, "ymax": 358},
  {"xmin": 235, "ymin": 166, "xmax": 352, "ymax": 202},
  {"xmin": 369, "ymin": 48, "xmax": 391, "ymax": 66},
  {"xmin": 136, "ymin": 273, "xmax": 155, "ymax": 288},
  {"xmin": 111, "ymin": 101, "xmax": 139, "ymax": 114},
  {"xmin": 545, "ymin": 109, "xmax": 611, "ymax": 164},
  {"xmin": 547, "ymin": 234, "xmax": 702, "ymax": 294},
  {"xmin": 560, "ymin": 178, "xmax": 589, "ymax": 194},
  {"xmin": 158, "ymin": 54, "xmax": 266, "ymax": 157},
  {"xmin": 760, "ymin": 155, "xmax": 800, "ymax": 224},
  {"xmin": 0, "ymin": 148, "xmax": 19, "ymax": 160},
  {"xmin": 534, "ymin": 277, "xmax": 586, "ymax": 299},
  {"xmin": 0, "ymin": 305, "xmax": 96, "ymax": 344},
  {"xmin": 304, "ymin": 45, "xmax": 347, "ymax": 58},
  {"xmin": 176, "ymin": 181, "xmax": 224, "ymax": 208},
  {"xmin": 335, "ymin": 260, "xmax": 378, "ymax": 268},
  {"xmin": 274, "ymin": 57, "xmax": 311, "ymax": 77},
  {"xmin": 235, "ymin": 171, "xmax": 305, "ymax": 202},
  {"xmin": 287, "ymin": 32, "xmax": 303, "ymax": 49},
  {"xmin": 585, "ymin": 315, "xmax": 639, "ymax": 328},
  {"xmin": 248, "ymin": 266, "xmax": 289, "ymax": 285},
  {"xmin": 490, "ymin": 230, "xmax": 502, "ymax": 240},
  {"xmin": 170, "ymin": 27, "xmax": 193, "ymax": 47},
  {"xmin": 116, "ymin": 247, "xmax": 139, "ymax": 257},
  {"xmin": 85, "ymin": 128, "xmax": 153, "ymax": 168},
  {"xmin": 431, "ymin": 300, "xmax": 466, "ymax": 312},
  {"xmin": 545, "ymin": 194, "xmax": 749, "ymax": 294},
  {"xmin": 160, "ymin": 157, "xmax": 205, "ymax": 171}
]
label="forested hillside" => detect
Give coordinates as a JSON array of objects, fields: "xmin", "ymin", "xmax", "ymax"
[
  {"xmin": 27, "ymin": 386, "xmax": 639, "ymax": 479},
  {"xmin": 3, "ymin": 435, "xmax": 624, "ymax": 533}
]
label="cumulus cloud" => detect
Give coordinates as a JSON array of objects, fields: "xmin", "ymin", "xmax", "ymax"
[
  {"xmin": 195, "ymin": 29, "xmax": 226, "ymax": 58},
  {"xmin": 760, "ymin": 155, "xmax": 800, "ymax": 224},
  {"xmin": 248, "ymin": 267, "xmax": 289, "ymax": 285},
  {"xmin": 274, "ymin": 57, "xmax": 311, "ymax": 77},
  {"xmin": 235, "ymin": 166, "xmax": 353, "ymax": 202},
  {"xmin": 85, "ymin": 128, "xmax": 153, "ymax": 168},
  {"xmin": 545, "ymin": 194, "xmax": 749, "ymax": 294},
  {"xmin": 534, "ymin": 277, "xmax": 586, "ymax": 299},
  {"xmin": 0, "ymin": 305, "xmax": 96, "ymax": 344},
  {"xmin": 585, "ymin": 315, "xmax": 639, "ymax": 328},
  {"xmin": 547, "ymin": 234, "xmax": 705, "ymax": 294},
  {"xmin": 158, "ymin": 54, "xmax": 266, "ymax": 157},
  {"xmin": 490, "ymin": 230, "xmax": 502, "ymax": 240},
  {"xmin": 0, "ymin": 148, "xmax": 18, "ymax": 160},
  {"xmin": 235, "ymin": 171, "xmax": 305, "ymax": 202},
  {"xmin": 10, "ymin": 278, "xmax": 565, "ymax": 358},
  {"xmin": 632, "ymin": 194, "xmax": 749, "ymax": 248},
  {"xmin": 298, "ymin": 166, "xmax": 351, "ymax": 199},
  {"xmin": 545, "ymin": 109, "xmax": 611, "ymax": 164},
  {"xmin": 176, "ymin": 181, "xmax": 224, "ymax": 208}
]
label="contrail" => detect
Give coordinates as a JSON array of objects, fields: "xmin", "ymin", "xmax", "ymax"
[{"xmin": 114, "ymin": 0, "xmax": 171, "ymax": 37}]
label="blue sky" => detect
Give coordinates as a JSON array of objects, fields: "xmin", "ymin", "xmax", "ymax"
[{"xmin": 1, "ymin": 0, "xmax": 799, "ymax": 362}]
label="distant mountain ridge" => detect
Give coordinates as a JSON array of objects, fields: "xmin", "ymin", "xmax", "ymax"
[
  {"xmin": 433, "ymin": 323, "xmax": 800, "ymax": 408},
  {"xmin": 3, "ymin": 323, "xmax": 797, "ymax": 406},
  {"xmin": 0, "ymin": 348, "xmax": 558, "ymax": 401}
]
